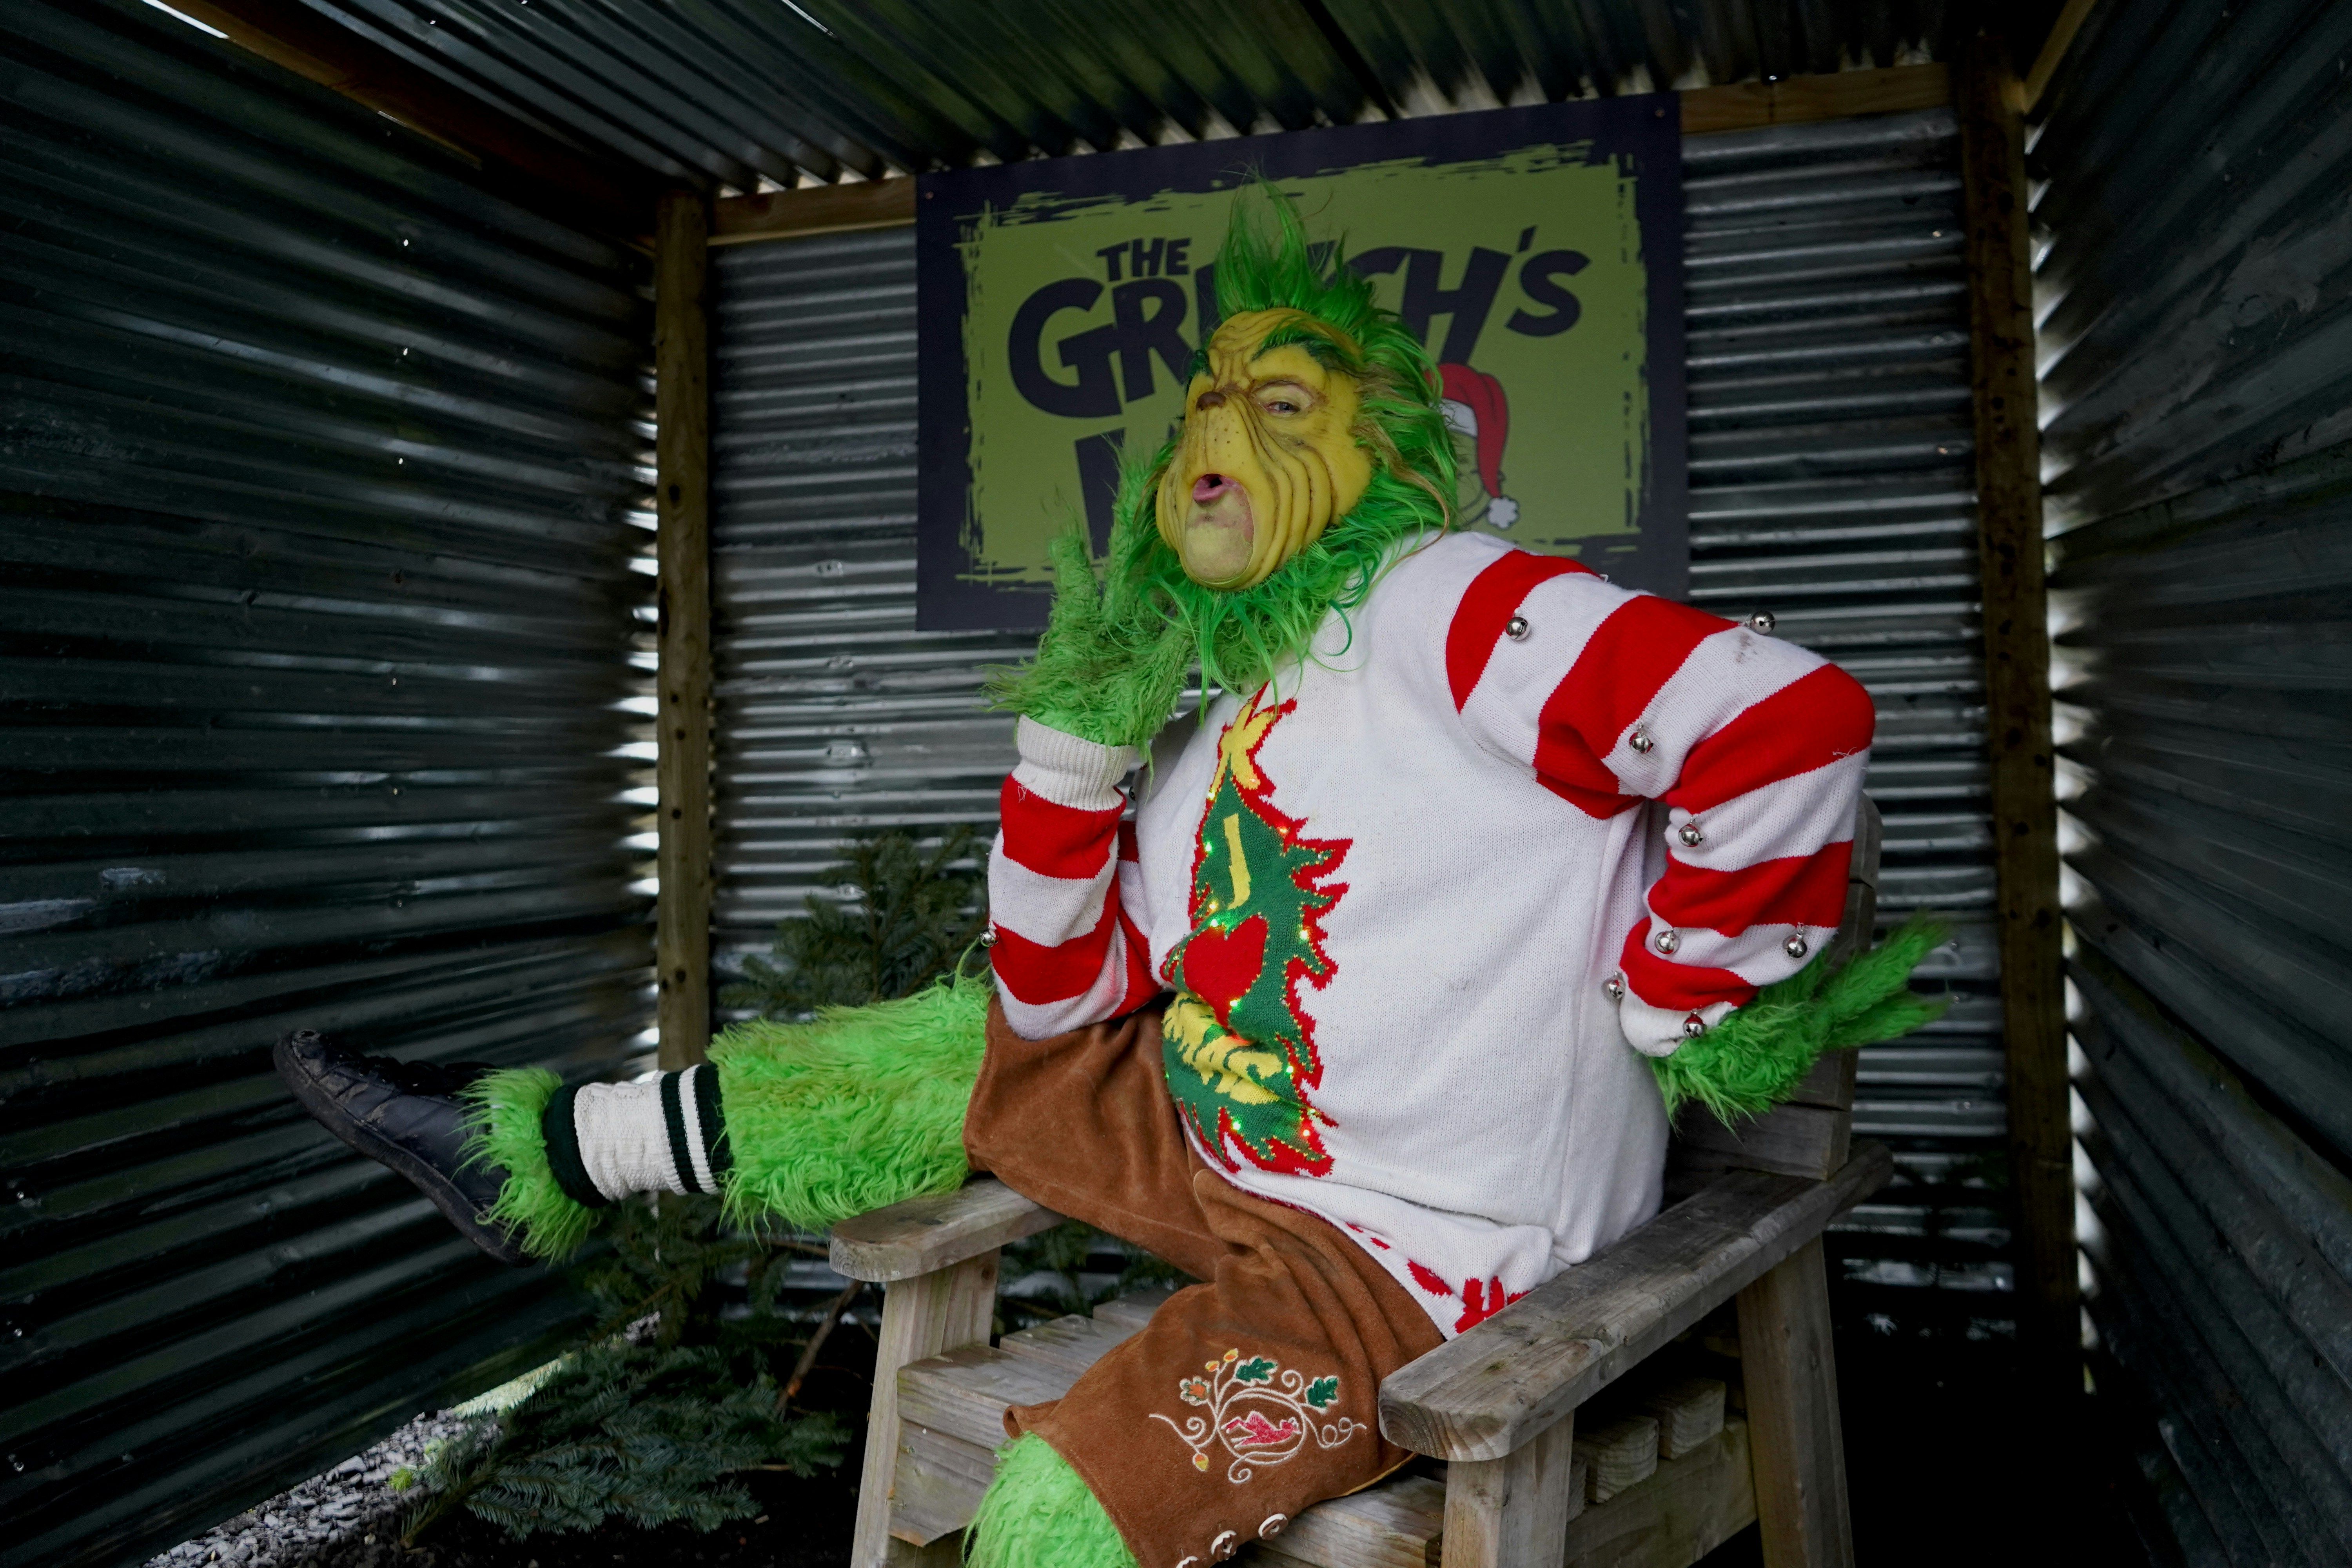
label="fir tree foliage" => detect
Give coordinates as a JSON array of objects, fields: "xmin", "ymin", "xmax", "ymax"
[
  {"xmin": 405, "ymin": 1194, "xmax": 848, "ymax": 1543},
  {"xmin": 415, "ymin": 830, "xmax": 993, "ymax": 1543},
  {"xmin": 408, "ymin": 1342, "xmax": 840, "ymax": 1541},
  {"xmin": 721, "ymin": 826, "xmax": 989, "ymax": 1018}
]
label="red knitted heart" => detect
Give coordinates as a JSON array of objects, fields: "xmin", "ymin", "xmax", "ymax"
[{"xmin": 1182, "ymin": 914, "xmax": 1267, "ymax": 1025}]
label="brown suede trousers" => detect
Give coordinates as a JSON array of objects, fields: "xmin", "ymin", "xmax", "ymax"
[{"xmin": 962, "ymin": 1000, "xmax": 1443, "ymax": 1568}]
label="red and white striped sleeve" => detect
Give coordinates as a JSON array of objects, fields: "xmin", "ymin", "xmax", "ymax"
[
  {"xmin": 987, "ymin": 717, "xmax": 1163, "ymax": 1040},
  {"xmin": 1445, "ymin": 550, "xmax": 1877, "ymax": 1056}
]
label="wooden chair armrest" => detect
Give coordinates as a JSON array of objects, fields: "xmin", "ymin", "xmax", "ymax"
[
  {"xmin": 828, "ymin": 1177, "xmax": 1067, "ymax": 1283},
  {"xmin": 1377, "ymin": 1141, "xmax": 1891, "ymax": 1463}
]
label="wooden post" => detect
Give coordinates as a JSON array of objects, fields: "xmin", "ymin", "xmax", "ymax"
[
  {"xmin": 851, "ymin": 1252, "xmax": 1002, "ymax": 1568},
  {"xmin": 1737, "ymin": 1239, "xmax": 1852, "ymax": 1568},
  {"xmin": 655, "ymin": 187, "xmax": 713, "ymax": 1071},
  {"xmin": 1439, "ymin": 1414, "xmax": 1578, "ymax": 1568},
  {"xmin": 1956, "ymin": 37, "xmax": 2079, "ymax": 1385}
]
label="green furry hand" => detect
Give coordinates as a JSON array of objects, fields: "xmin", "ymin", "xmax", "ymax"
[
  {"xmin": 1651, "ymin": 915, "xmax": 1950, "ymax": 1123},
  {"xmin": 991, "ymin": 530, "xmax": 1193, "ymax": 750}
]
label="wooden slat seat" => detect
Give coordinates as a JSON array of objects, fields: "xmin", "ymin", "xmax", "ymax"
[
  {"xmin": 996, "ymin": 1308, "xmax": 1143, "ymax": 1378},
  {"xmin": 890, "ymin": 1287, "xmax": 1762, "ymax": 1568}
]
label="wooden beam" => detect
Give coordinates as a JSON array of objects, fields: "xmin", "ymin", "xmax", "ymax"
[
  {"xmin": 2024, "ymin": 0, "xmax": 2102, "ymax": 112},
  {"xmin": 1681, "ymin": 63, "xmax": 1950, "ymax": 135},
  {"xmin": 711, "ymin": 178, "xmax": 918, "ymax": 246},
  {"xmin": 707, "ymin": 64, "xmax": 1956, "ymax": 252},
  {"xmin": 1737, "ymin": 1239, "xmax": 1854, "ymax": 1568},
  {"xmin": 1955, "ymin": 37, "xmax": 2079, "ymax": 1386},
  {"xmin": 174, "ymin": 0, "xmax": 655, "ymax": 233},
  {"xmin": 655, "ymin": 188, "xmax": 713, "ymax": 1071}
]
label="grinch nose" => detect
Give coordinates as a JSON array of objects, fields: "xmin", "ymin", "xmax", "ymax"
[{"xmin": 1193, "ymin": 474, "xmax": 1235, "ymax": 505}]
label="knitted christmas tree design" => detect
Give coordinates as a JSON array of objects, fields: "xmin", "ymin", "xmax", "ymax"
[{"xmin": 1162, "ymin": 689, "xmax": 1350, "ymax": 1176}]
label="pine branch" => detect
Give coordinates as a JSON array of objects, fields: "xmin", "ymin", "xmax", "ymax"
[
  {"xmin": 719, "ymin": 826, "xmax": 988, "ymax": 1019},
  {"xmin": 408, "ymin": 1194, "xmax": 853, "ymax": 1544}
]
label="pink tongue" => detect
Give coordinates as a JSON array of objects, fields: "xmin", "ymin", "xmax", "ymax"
[{"xmin": 1192, "ymin": 474, "xmax": 1231, "ymax": 504}]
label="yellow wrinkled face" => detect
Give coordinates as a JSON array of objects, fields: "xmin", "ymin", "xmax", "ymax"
[{"xmin": 1156, "ymin": 308, "xmax": 1374, "ymax": 590}]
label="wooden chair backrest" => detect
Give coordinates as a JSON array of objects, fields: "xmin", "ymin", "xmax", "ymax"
[{"xmin": 1664, "ymin": 795, "xmax": 1882, "ymax": 1189}]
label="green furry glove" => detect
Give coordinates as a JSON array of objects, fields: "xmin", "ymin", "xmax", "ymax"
[
  {"xmin": 968, "ymin": 1433, "xmax": 1136, "ymax": 1568},
  {"xmin": 992, "ymin": 531, "xmax": 1192, "ymax": 750},
  {"xmin": 1651, "ymin": 915, "xmax": 1950, "ymax": 1123}
]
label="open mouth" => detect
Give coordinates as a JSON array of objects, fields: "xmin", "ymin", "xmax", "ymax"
[{"xmin": 1187, "ymin": 472, "xmax": 1252, "ymax": 531}]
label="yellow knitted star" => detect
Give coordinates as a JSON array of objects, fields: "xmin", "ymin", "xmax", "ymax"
[{"xmin": 1211, "ymin": 690, "xmax": 1280, "ymax": 797}]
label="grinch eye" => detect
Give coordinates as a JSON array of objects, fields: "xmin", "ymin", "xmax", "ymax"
[{"xmin": 1261, "ymin": 395, "xmax": 1302, "ymax": 415}]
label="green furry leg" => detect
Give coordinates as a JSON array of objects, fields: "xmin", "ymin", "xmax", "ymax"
[
  {"xmin": 1652, "ymin": 915, "xmax": 1951, "ymax": 1123},
  {"xmin": 967, "ymin": 1433, "xmax": 1136, "ymax": 1568},
  {"xmin": 462, "ymin": 1066, "xmax": 600, "ymax": 1260},
  {"xmin": 452, "ymin": 970, "xmax": 990, "ymax": 1254},
  {"xmin": 715, "ymin": 970, "xmax": 992, "ymax": 1232}
]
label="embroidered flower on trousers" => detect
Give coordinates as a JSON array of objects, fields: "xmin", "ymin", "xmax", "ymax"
[{"xmin": 1146, "ymin": 1346, "xmax": 1361, "ymax": 1483}]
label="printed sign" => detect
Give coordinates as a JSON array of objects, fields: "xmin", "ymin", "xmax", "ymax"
[{"xmin": 915, "ymin": 98, "xmax": 1684, "ymax": 629}]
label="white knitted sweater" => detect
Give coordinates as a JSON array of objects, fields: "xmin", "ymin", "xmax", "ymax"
[{"xmin": 988, "ymin": 532, "xmax": 1874, "ymax": 1336}]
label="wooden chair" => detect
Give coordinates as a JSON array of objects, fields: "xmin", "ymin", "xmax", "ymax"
[{"xmin": 834, "ymin": 799, "xmax": 1888, "ymax": 1568}]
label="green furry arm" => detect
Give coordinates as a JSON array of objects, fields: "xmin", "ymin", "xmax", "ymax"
[
  {"xmin": 1650, "ymin": 916, "xmax": 1949, "ymax": 1123},
  {"xmin": 968, "ymin": 1433, "xmax": 1137, "ymax": 1568},
  {"xmin": 989, "ymin": 530, "xmax": 1192, "ymax": 750}
]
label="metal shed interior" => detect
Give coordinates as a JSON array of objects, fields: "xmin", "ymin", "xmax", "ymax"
[{"xmin": 4, "ymin": 2, "xmax": 2345, "ymax": 1567}]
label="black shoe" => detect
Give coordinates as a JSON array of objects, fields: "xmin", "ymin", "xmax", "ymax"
[{"xmin": 274, "ymin": 1030, "xmax": 533, "ymax": 1266}]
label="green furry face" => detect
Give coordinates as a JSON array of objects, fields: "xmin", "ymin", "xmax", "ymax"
[
  {"xmin": 1123, "ymin": 189, "xmax": 1460, "ymax": 692},
  {"xmin": 1158, "ymin": 320, "xmax": 1374, "ymax": 590}
]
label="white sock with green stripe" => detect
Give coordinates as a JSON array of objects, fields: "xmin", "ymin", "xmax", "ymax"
[{"xmin": 540, "ymin": 1064, "xmax": 730, "ymax": 1207}]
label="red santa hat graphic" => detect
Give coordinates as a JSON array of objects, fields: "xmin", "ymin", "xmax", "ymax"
[{"xmin": 1437, "ymin": 363, "xmax": 1517, "ymax": 528}]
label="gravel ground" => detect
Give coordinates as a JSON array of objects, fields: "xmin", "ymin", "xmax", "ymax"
[{"xmin": 144, "ymin": 1411, "xmax": 474, "ymax": 1568}]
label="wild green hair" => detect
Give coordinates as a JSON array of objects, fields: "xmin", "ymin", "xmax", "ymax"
[{"xmin": 995, "ymin": 187, "xmax": 1459, "ymax": 722}]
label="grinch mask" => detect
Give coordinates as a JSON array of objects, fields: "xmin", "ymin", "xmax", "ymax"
[{"xmin": 1156, "ymin": 308, "xmax": 1376, "ymax": 590}]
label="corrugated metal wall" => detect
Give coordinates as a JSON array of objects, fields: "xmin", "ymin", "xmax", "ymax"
[
  {"xmin": 1677, "ymin": 109, "xmax": 2011, "ymax": 1329},
  {"xmin": 708, "ymin": 226, "xmax": 1029, "ymax": 965},
  {"xmin": 708, "ymin": 105, "xmax": 2013, "ymax": 1334},
  {"xmin": 2032, "ymin": 1, "xmax": 2352, "ymax": 1561},
  {"xmin": 0, "ymin": 4, "xmax": 654, "ymax": 1566}
]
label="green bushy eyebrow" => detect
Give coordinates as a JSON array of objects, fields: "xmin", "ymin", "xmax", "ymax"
[
  {"xmin": 1186, "ymin": 326, "xmax": 1354, "ymax": 389},
  {"xmin": 1252, "ymin": 323, "xmax": 1353, "ymax": 370}
]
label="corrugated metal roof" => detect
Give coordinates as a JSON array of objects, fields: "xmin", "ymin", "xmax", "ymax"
[
  {"xmin": 2033, "ymin": 0, "xmax": 2352, "ymax": 1556},
  {"xmin": 0, "ymin": 3, "xmax": 655, "ymax": 1564},
  {"xmin": 703, "ymin": 103, "xmax": 2017, "ymax": 1327},
  {"xmin": 228, "ymin": 0, "xmax": 2063, "ymax": 191}
]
